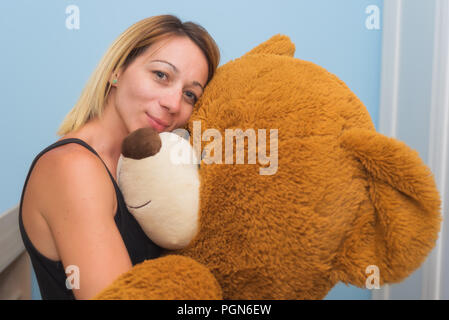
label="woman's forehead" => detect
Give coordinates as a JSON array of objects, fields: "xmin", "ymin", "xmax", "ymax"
[{"xmin": 140, "ymin": 37, "xmax": 209, "ymax": 83}]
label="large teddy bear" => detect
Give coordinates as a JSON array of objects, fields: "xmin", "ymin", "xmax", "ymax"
[{"xmin": 94, "ymin": 35, "xmax": 441, "ymax": 300}]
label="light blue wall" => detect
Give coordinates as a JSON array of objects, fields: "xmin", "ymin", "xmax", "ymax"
[{"xmin": 0, "ymin": 0, "xmax": 383, "ymax": 300}]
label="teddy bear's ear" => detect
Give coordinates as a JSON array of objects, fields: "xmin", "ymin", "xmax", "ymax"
[
  {"xmin": 331, "ymin": 128, "xmax": 442, "ymax": 288},
  {"xmin": 243, "ymin": 34, "xmax": 295, "ymax": 58}
]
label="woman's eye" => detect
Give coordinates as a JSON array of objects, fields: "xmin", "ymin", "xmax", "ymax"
[
  {"xmin": 184, "ymin": 91, "xmax": 198, "ymax": 104},
  {"xmin": 153, "ymin": 71, "xmax": 168, "ymax": 80}
]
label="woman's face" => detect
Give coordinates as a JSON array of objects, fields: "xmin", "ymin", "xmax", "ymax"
[{"xmin": 112, "ymin": 35, "xmax": 209, "ymax": 134}]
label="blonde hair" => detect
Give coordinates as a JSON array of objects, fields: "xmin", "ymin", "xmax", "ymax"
[{"xmin": 58, "ymin": 15, "xmax": 220, "ymax": 136}]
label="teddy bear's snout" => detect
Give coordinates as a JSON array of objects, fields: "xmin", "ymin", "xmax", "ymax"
[{"xmin": 122, "ymin": 127, "xmax": 162, "ymax": 160}]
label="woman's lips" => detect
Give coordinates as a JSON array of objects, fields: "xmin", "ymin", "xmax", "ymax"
[{"xmin": 146, "ymin": 113, "xmax": 168, "ymax": 132}]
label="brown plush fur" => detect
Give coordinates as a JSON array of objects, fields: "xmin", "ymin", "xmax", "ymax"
[
  {"xmin": 94, "ymin": 35, "xmax": 441, "ymax": 300},
  {"xmin": 93, "ymin": 255, "xmax": 222, "ymax": 299}
]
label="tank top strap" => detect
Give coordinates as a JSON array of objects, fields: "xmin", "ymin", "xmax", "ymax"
[
  {"xmin": 48, "ymin": 138, "xmax": 119, "ymax": 188},
  {"xmin": 53, "ymin": 138, "xmax": 101, "ymax": 157}
]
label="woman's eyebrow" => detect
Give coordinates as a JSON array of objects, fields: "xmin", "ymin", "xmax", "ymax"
[
  {"xmin": 150, "ymin": 59, "xmax": 178, "ymax": 73},
  {"xmin": 150, "ymin": 59, "xmax": 205, "ymax": 92},
  {"xmin": 193, "ymin": 81, "xmax": 204, "ymax": 92}
]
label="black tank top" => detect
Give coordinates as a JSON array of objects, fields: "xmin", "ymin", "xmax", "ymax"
[{"xmin": 18, "ymin": 138, "xmax": 162, "ymax": 300}]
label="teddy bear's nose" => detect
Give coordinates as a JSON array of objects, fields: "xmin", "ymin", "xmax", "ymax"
[{"xmin": 122, "ymin": 127, "xmax": 162, "ymax": 159}]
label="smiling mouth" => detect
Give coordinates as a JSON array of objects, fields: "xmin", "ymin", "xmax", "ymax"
[
  {"xmin": 146, "ymin": 113, "xmax": 169, "ymax": 132},
  {"xmin": 127, "ymin": 199, "xmax": 152, "ymax": 209}
]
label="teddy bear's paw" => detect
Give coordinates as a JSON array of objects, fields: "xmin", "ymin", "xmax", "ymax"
[{"xmin": 92, "ymin": 255, "xmax": 222, "ymax": 300}]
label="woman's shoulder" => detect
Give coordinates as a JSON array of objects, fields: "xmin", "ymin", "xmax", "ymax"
[
  {"xmin": 31, "ymin": 141, "xmax": 116, "ymax": 215},
  {"xmin": 34, "ymin": 143, "xmax": 101, "ymax": 183},
  {"xmin": 39, "ymin": 140, "xmax": 98, "ymax": 166}
]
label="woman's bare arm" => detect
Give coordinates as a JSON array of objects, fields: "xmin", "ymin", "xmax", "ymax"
[{"xmin": 35, "ymin": 144, "xmax": 133, "ymax": 299}]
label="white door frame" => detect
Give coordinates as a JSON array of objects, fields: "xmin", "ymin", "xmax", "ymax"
[{"xmin": 374, "ymin": 0, "xmax": 449, "ymax": 300}]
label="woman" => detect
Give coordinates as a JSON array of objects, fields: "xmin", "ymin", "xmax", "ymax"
[{"xmin": 19, "ymin": 15, "xmax": 220, "ymax": 300}]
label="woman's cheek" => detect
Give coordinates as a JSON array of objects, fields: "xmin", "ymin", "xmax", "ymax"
[
  {"xmin": 176, "ymin": 109, "xmax": 193, "ymax": 129},
  {"xmin": 128, "ymin": 79, "xmax": 149, "ymax": 101}
]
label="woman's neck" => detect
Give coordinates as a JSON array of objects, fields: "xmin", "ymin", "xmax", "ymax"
[{"xmin": 59, "ymin": 102, "xmax": 128, "ymax": 178}]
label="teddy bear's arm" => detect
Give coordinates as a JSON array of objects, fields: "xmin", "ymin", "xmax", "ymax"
[{"xmin": 92, "ymin": 255, "xmax": 222, "ymax": 300}]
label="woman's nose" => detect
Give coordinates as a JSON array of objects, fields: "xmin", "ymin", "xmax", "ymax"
[{"xmin": 160, "ymin": 87, "xmax": 183, "ymax": 113}]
